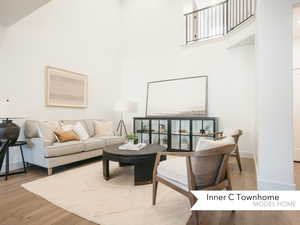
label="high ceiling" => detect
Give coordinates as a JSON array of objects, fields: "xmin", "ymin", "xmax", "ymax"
[{"xmin": 0, "ymin": 0, "xmax": 51, "ymax": 26}]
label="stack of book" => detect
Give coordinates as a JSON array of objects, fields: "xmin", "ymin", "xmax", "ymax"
[{"xmin": 118, "ymin": 143, "xmax": 146, "ymax": 151}]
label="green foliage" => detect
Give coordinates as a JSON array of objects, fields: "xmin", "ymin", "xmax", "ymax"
[{"xmin": 127, "ymin": 134, "xmax": 138, "ymax": 140}]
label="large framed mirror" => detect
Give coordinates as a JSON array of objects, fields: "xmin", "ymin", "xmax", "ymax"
[{"xmin": 146, "ymin": 76, "xmax": 208, "ymax": 117}]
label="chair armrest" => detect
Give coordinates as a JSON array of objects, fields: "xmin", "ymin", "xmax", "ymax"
[{"xmin": 214, "ymin": 131, "xmax": 224, "ymax": 140}]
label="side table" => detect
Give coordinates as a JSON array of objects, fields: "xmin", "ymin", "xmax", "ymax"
[{"xmin": 0, "ymin": 141, "xmax": 27, "ymax": 180}]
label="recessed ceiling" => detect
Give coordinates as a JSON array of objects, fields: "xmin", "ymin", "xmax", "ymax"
[{"xmin": 0, "ymin": 0, "xmax": 52, "ymax": 26}]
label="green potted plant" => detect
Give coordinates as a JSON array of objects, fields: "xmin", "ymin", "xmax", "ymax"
[{"xmin": 127, "ymin": 134, "xmax": 139, "ymax": 144}]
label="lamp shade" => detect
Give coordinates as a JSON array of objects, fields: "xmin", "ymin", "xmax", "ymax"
[{"xmin": 114, "ymin": 100, "xmax": 138, "ymax": 113}]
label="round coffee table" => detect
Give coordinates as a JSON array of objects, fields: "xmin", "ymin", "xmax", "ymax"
[{"xmin": 102, "ymin": 144, "xmax": 166, "ymax": 185}]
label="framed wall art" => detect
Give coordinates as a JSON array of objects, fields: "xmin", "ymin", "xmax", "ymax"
[{"xmin": 45, "ymin": 66, "xmax": 88, "ymax": 108}]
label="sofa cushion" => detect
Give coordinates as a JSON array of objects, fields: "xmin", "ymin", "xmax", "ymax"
[
  {"xmin": 157, "ymin": 157, "xmax": 188, "ymax": 191},
  {"xmin": 45, "ymin": 141, "xmax": 84, "ymax": 157},
  {"xmin": 83, "ymin": 137, "xmax": 106, "ymax": 151},
  {"xmin": 98, "ymin": 136, "xmax": 125, "ymax": 145}
]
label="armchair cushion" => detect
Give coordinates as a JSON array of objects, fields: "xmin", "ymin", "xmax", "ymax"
[{"xmin": 157, "ymin": 157, "xmax": 188, "ymax": 191}]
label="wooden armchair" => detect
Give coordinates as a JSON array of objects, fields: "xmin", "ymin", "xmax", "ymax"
[
  {"xmin": 152, "ymin": 144, "xmax": 235, "ymax": 225},
  {"xmin": 215, "ymin": 129, "xmax": 243, "ymax": 172}
]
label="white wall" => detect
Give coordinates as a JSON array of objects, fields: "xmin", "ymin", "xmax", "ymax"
[
  {"xmin": 0, "ymin": 0, "xmax": 122, "ymax": 121},
  {"xmin": 256, "ymin": 0, "xmax": 295, "ymax": 190},
  {"xmin": 294, "ymin": 39, "xmax": 300, "ymax": 68},
  {"xmin": 120, "ymin": 0, "xmax": 256, "ymax": 157},
  {"xmin": 0, "ymin": 0, "xmax": 122, "ymax": 172}
]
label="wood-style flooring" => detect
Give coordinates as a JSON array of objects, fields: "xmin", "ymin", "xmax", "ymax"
[{"xmin": 0, "ymin": 158, "xmax": 299, "ymax": 225}]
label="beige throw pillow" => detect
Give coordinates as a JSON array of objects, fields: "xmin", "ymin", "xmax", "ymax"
[
  {"xmin": 73, "ymin": 122, "xmax": 90, "ymax": 140},
  {"xmin": 195, "ymin": 136, "xmax": 235, "ymax": 152},
  {"xmin": 94, "ymin": 121, "xmax": 114, "ymax": 136},
  {"xmin": 37, "ymin": 121, "xmax": 61, "ymax": 145}
]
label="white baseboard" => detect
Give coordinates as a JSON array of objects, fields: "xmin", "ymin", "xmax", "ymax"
[
  {"xmin": 253, "ymin": 151, "xmax": 296, "ymax": 190},
  {"xmin": 239, "ymin": 151, "xmax": 254, "ymax": 159},
  {"xmin": 257, "ymin": 179, "xmax": 296, "ymax": 190}
]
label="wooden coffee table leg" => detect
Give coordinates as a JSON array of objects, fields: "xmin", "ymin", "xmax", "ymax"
[
  {"xmin": 103, "ymin": 159, "xmax": 110, "ymax": 180},
  {"xmin": 134, "ymin": 157, "xmax": 155, "ymax": 185}
]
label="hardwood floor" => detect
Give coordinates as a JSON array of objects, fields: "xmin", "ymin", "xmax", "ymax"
[{"xmin": 0, "ymin": 159, "xmax": 299, "ymax": 225}]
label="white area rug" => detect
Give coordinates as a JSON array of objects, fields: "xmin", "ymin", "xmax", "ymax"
[{"xmin": 22, "ymin": 162, "xmax": 190, "ymax": 225}]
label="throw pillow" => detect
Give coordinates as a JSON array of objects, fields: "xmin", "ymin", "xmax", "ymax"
[
  {"xmin": 61, "ymin": 124, "xmax": 74, "ymax": 131},
  {"xmin": 37, "ymin": 121, "xmax": 61, "ymax": 145},
  {"xmin": 94, "ymin": 121, "xmax": 114, "ymax": 136},
  {"xmin": 54, "ymin": 130, "xmax": 80, "ymax": 143},
  {"xmin": 73, "ymin": 122, "xmax": 90, "ymax": 140},
  {"xmin": 195, "ymin": 136, "xmax": 235, "ymax": 152}
]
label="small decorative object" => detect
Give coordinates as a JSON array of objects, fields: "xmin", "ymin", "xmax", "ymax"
[
  {"xmin": 46, "ymin": 66, "xmax": 88, "ymax": 108},
  {"xmin": 200, "ymin": 129, "xmax": 205, "ymax": 134},
  {"xmin": 179, "ymin": 129, "xmax": 188, "ymax": 134},
  {"xmin": 159, "ymin": 124, "xmax": 166, "ymax": 133},
  {"xmin": 127, "ymin": 134, "xmax": 139, "ymax": 145}
]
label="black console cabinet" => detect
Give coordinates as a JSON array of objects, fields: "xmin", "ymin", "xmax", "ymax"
[{"xmin": 133, "ymin": 117, "xmax": 218, "ymax": 152}]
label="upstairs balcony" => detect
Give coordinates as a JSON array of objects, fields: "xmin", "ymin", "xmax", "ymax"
[{"xmin": 185, "ymin": 0, "xmax": 256, "ymax": 44}]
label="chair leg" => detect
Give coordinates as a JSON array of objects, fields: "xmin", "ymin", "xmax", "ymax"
[
  {"xmin": 226, "ymin": 171, "xmax": 235, "ymax": 213},
  {"xmin": 187, "ymin": 195, "xmax": 200, "ymax": 225},
  {"xmin": 235, "ymin": 146, "xmax": 242, "ymax": 172},
  {"xmin": 152, "ymin": 179, "xmax": 158, "ymax": 205}
]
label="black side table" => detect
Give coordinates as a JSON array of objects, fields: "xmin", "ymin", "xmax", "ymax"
[{"xmin": 0, "ymin": 141, "xmax": 27, "ymax": 180}]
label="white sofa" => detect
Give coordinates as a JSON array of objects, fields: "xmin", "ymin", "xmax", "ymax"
[{"xmin": 23, "ymin": 119, "xmax": 125, "ymax": 175}]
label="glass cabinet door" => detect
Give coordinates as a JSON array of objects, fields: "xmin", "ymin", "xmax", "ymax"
[
  {"xmin": 171, "ymin": 120, "xmax": 190, "ymax": 151},
  {"xmin": 135, "ymin": 119, "xmax": 150, "ymax": 144},
  {"xmin": 203, "ymin": 120, "xmax": 215, "ymax": 136},
  {"xmin": 151, "ymin": 119, "xmax": 168, "ymax": 147}
]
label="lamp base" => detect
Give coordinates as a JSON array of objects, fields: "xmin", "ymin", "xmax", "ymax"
[{"xmin": 116, "ymin": 119, "xmax": 128, "ymax": 137}]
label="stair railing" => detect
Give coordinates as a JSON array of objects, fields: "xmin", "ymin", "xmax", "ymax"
[{"xmin": 184, "ymin": 0, "xmax": 255, "ymax": 44}]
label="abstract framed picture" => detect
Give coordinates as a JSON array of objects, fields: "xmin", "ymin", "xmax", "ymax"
[{"xmin": 45, "ymin": 66, "xmax": 88, "ymax": 108}]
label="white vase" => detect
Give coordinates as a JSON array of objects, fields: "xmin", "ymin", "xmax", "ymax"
[{"xmin": 128, "ymin": 140, "xmax": 134, "ymax": 145}]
